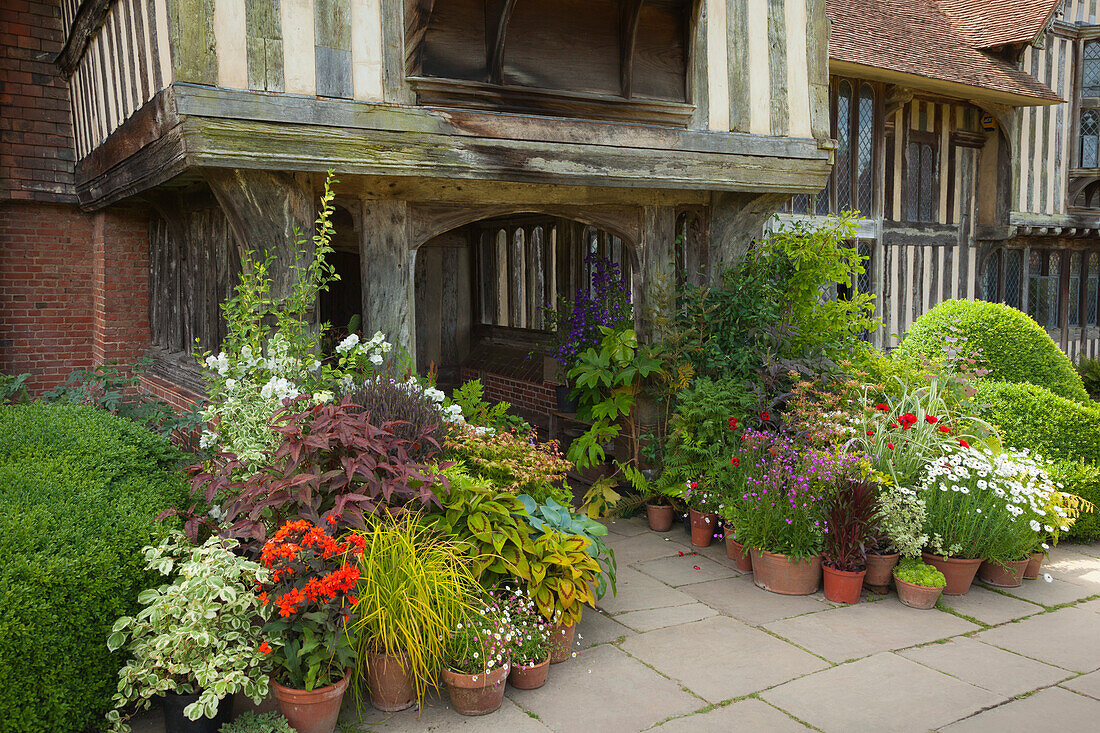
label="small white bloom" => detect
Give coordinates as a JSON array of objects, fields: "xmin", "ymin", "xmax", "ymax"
[
  {"xmin": 1043, "ymin": 573, "xmax": 1053, "ymax": 583},
  {"xmin": 336, "ymin": 333, "xmax": 360, "ymax": 354}
]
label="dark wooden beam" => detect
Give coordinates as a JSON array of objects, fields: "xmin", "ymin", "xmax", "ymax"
[
  {"xmin": 620, "ymin": 0, "xmax": 644, "ymax": 99},
  {"xmin": 485, "ymin": 0, "xmax": 518, "ymax": 85},
  {"xmin": 404, "ymin": 0, "xmax": 437, "ymax": 75},
  {"xmin": 55, "ymin": 0, "xmax": 111, "ymax": 76}
]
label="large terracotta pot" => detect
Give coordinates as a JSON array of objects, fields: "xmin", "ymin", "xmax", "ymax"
[
  {"xmin": 894, "ymin": 574, "xmax": 945, "ymax": 609},
  {"xmin": 549, "ymin": 621, "xmax": 577, "ymax": 663},
  {"xmin": 646, "ymin": 502, "xmax": 674, "ymax": 532},
  {"xmin": 272, "ymin": 671, "xmax": 350, "ymax": 733},
  {"xmin": 508, "ymin": 658, "xmax": 550, "ymax": 690},
  {"xmin": 922, "ymin": 553, "xmax": 982, "ymax": 596},
  {"xmin": 441, "ymin": 664, "xmax": 509, "ymax": 716},
  {"xmin": 864, "ymin": 552, "xmax": 900, "ymax": 589},
  {"xmin": 1023, "ymin": 551, "xmax": 1045, "ymax": 580},
  {"xmin": 978, "ymin": 558, "xmax": 1029, "ymax": 588},
  {"xmin": 724, "ymin": 535, "xmax": 753, "ymax": 572},
  {"xmin": 365, "ymin": 651, "xmax": 415, "ymax": 712},
  {"xmin": 163, "ymin": 692, "xmax": 232, "ymax": 733},
  {"xmin": 749, "ymin": 548, "xmax": 822, "ymax": 595},
  {"xmin": 823, "ymin": 565, "xmax": 866, "ymax": 605},
  {"xmin": 688, "ymin": 508, "xmax": 718, "ymax": 547}
]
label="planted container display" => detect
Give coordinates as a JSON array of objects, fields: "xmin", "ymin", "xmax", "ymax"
[
  {"xmin": 978, "ymin": 558, "xmax": 1030, "ymax": 588},
  {"xmin": 894, "ymin": 558, "xmax": 947, "ymax": 610},
  {"xmin": 496, "ymin": 584, "xmax": 552, "ymax": 691},
  {"xmin": 820, "ymin": 482, "xmax": 876, "ymax": 605},
  {"xmin": 442, "ymin": 607, "xmax": 511, "ymax": 716}
]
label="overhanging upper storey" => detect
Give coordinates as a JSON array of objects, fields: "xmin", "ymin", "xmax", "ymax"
[{"xmin": 62, "ymin": 0, "xmax": 836, "ymax": 209}]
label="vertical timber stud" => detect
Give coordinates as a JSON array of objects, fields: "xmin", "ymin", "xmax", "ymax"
[
  {"xmin": 204, "ymin": 169, "xmax": 315, "ymax": 302},
  {"xmin": 766, "ymin": 0, "xmax": 788, "ymax": 137},
  {"xmin": 805, "ymin": 0, "xmax": 830, "ymax": 142},
  {"xmin": 245, "ymin": 0, "xmax": 285, "ymax": 91},
  {"xmin": 169, "ymin": 0, "xmax": 218, "ymax": 84},
  {"xmin": 726, "ymin": 0, "xmax": 750, "ymax": 133},
  {"xmin": 361, "ymin": 200, "xmax": 414, "ymax": 356},
  {"xmin": 638, "ymin": 206, "xmax": 677, "ymax": 342}
]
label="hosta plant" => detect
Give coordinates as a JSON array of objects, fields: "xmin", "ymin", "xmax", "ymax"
[
  {"xmin": 527, "ymin": 530, "xmax": 602, "ymax": 626},
  {"xmin": 105, "ymin": 533, "xmax": 272, "ymax": 733},
  {"xmin": 517, "ymin": 494, "xmax": 617, "ymax": 599}
]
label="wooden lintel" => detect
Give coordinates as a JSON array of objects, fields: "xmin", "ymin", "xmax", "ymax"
[
  {"xmin": 485, "ymin": 0, "xmax": 518, "ymax": 85},
  {"xmin": 620, "ymin": 0, "xmax": 645, "ymax": 99}
]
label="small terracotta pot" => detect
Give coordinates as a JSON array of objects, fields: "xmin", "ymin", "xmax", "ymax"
[
  {"xmin": 442, "ymin": 664, "xmax": 509, "ymax": 716},
  {"xmin": 894, "ymin": 574, "xmax": 945, "ymax": 609},
  {"xmin": 688, "ymin": 508, "xmax": 718, "ymax": 547},
  {"xmin": 823, "ymin": 565, "xmax": 866, "ymax": 604},
  {"xmin": 272, "ymin": 671, "xmax": 350, "ymax": 733},
  {"xmin": 646, "ymin": 502, "xmax": 674, "ymax": 532},
  {"xmin": 978, "ymin": 558, "xmax": 1029, "ymax": 588},
  {"xmin": 549, "ymin": 621, "xmax": 577, "ymax": 663},
  {"xmin": 921, "ymin": 553, "xmax": 982, "ymax": 596},
  {"xmin": 508, "ymin": 658, "xmax": 550, "ymax": 690},
  {"xmin": 724, "ymin": 535, "xmax": 753, "ymax": 572},
  {"xmin": 749, "ymin": 548, "xmax": 822, "ymax": 595},
  {"xmin": 1023, "ymin": 551, "xmax": 1044, "ymax": 580},
  {"xmin": 864, "ymin": 552, "xmax": 900, "ymax": 588},
  {"xmin": 366, "ymin": 651, "xmax": 415, "ymax": 712}
]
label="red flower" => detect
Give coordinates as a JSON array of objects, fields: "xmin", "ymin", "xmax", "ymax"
[
  {"xmin": 740, "ymin": 435, "xmax": 748, "ymax": 442},
  {"xmin": 887, "ymin": 442, "xmax": 895, "ymax": 450},
  {"xmin": 730, "ymin": 457, "xmax": 741, "ymax": 466},
  {"xmin": 258, "ymin": 641, "xmax": 272, "ymax": 656},
  {"xmin": 760, "ymin": 411, "xmax": 771, "ymax": 421},
  {"xmin": 939, "ymin": 425, "xmax": 952, "ymax": 434},
  {"xmin": 728, "ymin": 417, "xmax": 738, "ymax": 430},
  {"xmin": 866, "ymin": 430, "xmax": 874, "ymax": 436},
  {"xmin": 959, "ymin": 440, "xmax": 970, "ymax": 449},
  {"xmin": 890, "ymin": 422, "xmax": 899, "ymax": 429},
  {"xmin": 693, "ymin": 566, "xmax": 701, "ymax": 571},
  {"xmin": 875, "ymin": 404, "xmax": 889, "ymax": 411},
  {"xmin": 690, "ymin": 481, "xmax": 698, "ymax": 489},
  {"xmin": 925, "ymin": 415, "xmax": 939, "ymax": 424}
]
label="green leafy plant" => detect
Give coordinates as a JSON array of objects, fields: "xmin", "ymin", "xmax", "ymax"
[
  {"xmin": 443, "ymin": 428, "xmax": 573, "ymax": 505},
  {"xmin": 660, "ymin": 377, "xmax": 757, "ymax": 490},
  {"xmin": 516, "ymin": 494, "xmax": 616, "ymax": 599},
  {"xmin": 0, "ymin": 373, "xmax": 29, "ymax": 404},
  {"xmin": 493, "ymin": 583, "xmax": 550, "ymax": 666},
  {"xmin": 105, "ymin": 533, "xmax": 273, "ymax": 733},
  {"xmin": 526, "ymin": 530, "xmax": 602, "ymax": 626},
  {"xmin": 448, "ymin": 379, "xmax": 530, "ymax": 433},
  {"xmin": 349, "ymin": 513, "xmax": 481, "ymax": 709},
  {"xmin": 218, "ymin": 712, "xmax": 295, "ymax": 733},
  {"xmin": 1048, "ymin": 459, "xmax": 1100, "ymax": 541},
  {"xmin": 975, "ymin": 380, "xmax": 1100, "ymax": 465},
  {"xmin": 1076, "ymin": 355, "xmax": 1100, "ymax": 400},
  {"xmin": 872, "ymin": 476, "xmax": 928, "ymax": 558},
  {"xmin": 894, "ymin": 558, "xmax": 946, "ymax": 588}
]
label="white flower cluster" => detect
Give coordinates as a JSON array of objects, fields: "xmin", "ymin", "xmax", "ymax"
[{"xmin": 336, "ymin": 330, "xmax": 392, "ymax": 367}]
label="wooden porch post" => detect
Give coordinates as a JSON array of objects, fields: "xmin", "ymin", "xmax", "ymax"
[
  {"xmin": 708, "ymin": 191, "xmax": 789, "ymax": 276},
  {"xmin": 360, "ymin": 199, "xmax": 414, "ymax": 357}
]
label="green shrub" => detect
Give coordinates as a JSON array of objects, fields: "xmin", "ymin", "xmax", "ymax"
[
  {"xmin": 0, "ymin": 403, "xmax": 188, "ymax": 733},
  {"xmin": 1075, "ymin": 355, "xmax": 1100, "ymax": 401},
  {"xmin": 973, "ymin": 381, "xmax": 1100, "ymax": 465},
  {"xmin": 897, "ymin": 299, "xmax": 1089, "ymax": 403},
  {"xmin": 894, "ymin": 558, "xmax": 946, "ymax": 588},
  {"xmin": 1047, "ymin": 460, "xmax": 1100, "ymax": 542}
]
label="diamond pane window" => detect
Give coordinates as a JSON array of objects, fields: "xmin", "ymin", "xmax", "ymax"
[
  {"xmin": 1028, "ymin": 251, "xmax": 1046, "ymax": 325},
  {"xmin": 1048, "ymin": 251, "xmax": 1062, "ymax": 330},
  {"xmin": 1071, "ymin": 252, "xmax": 1082, "ymax": 327},
  {"xmin": 919, "ymin": 144, "xmax": 934, "ymax": 222},
  {"xmin": 857, "ymin": 242, "xmax": 873, "ymax": 293},
  {"xmin": 857, "ymin": 85, "xmax": 874, "ymax": 215},
  {"xmin": 1081, "ymin": 110, "xmax": 1099, "ymax": 169},
  {"xmin": 985, "ymin": 250, "xmax": 1001, "ymax": 302},
  {"xmin": 1084, "ymin": 42, "xmax": 1100, "ymax": 97},
  {"xmin": 791, "ymin": 194, "xmax": 811, "ymax": 214},
  {"xmin": 836, "ymin": 82, "xmax": 852, "ymax": 212},
  {"xmin": 1005, "ymin": 250, "xmax": 1022, "ymax": 309},
  {"xmin": 816, "ymin": 181, "xmax": 831, "ymax": 215},
  {"xmin": 1090, "ymin": 253, "xmax": 1099, "ymax": 327}
]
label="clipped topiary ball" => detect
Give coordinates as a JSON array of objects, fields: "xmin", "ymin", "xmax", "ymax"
[{"xmin": 896, "ymin": 299, "xmax": 1089, "ymax": 403}]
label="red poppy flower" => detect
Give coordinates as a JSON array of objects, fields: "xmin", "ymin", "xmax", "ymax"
[
  {"xmin": 887, "ymin": 442, "xmax": 895, "ymax": 450},
  {"xmin": 875, "ymin": 404, "xmax": 889, "ymax": 411},
  {"xmin": 890, "ymin": 422, "xmax": 899, "ymax": 429},
  {"xmin": 866, "ymin": 430, "xmax": 874, "ymax": 436},
  {"xmin": 258, "ymin": 641, "xmax": 272, "ymax": 656},
  {"xmin": 728, "ymin": 417, "xmax": 738, "ymax": 430},
  {"xmin": 690, "ymin": 481, "xmax": 698, "ymax": 489},
  {"xmin": 925, "ymin": 415, "xmax": 939, "ymax": 424},
  {"xmin": 939, "ymin": 425, "xmax": 952, "ymax": 434},
  {"xmin": 760, "ymin": 411, "xmax": 771, "ymax": 421},
  {"xmin": 730, "ymin": 457, "xmax": 741, "ymax": 466},
  {"xmin": 959, "ymin": 440, "xmax": 970, "ymax": 449},
  {"xmin": 741, "ymin": 434, "xmax": 748, "ymax": 442}
]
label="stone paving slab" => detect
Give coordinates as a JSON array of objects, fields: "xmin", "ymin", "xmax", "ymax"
[
  {"xmin": 618, "ymin": 615, "xmax": 829, "ymax": 703},
  {"xmin": 632, "ymin": 552, "xmax": 739, "ymax": 587},
  {"xmin": 680, "ymin": 573, "xmax": 835, "ymax": 625},
  {"xmin": 992, "ymin": 575, "xmax": 1097, "ymax": 607},
  {"xmin": 761, "ymin": 652, "xmax": 1004, "ymax": 733},
  {"xmin": 975, "ymin": 607, "xmax": 1100, "ymax": 673},
  {"xmin": 596, "ymin": 567, "xmax": 697, "ymax": 614},
  {"xmin": 505, "ymin": 644, "xmax": 701, "ymax": 733},
  {"xmin": 353, "ymin": 694, "xmax": 553, "ymax": 731},
  {"xmin": 1061, "ymin": 669, "xmax": 1100, "ymax": 700},
  {"xmin": 576, "ymin": 608, "xmax": 633, "ymax": 649},
  {"xmin": 898, "ymin": 637, "xmax": 1072, "ymax": 697},
  {"xmin": 763, "ymin": 597, "xmax": 979, "ymax": 663},
  {"xmin": 613, "ymin": 602, "xmax": 718, "ymax": 632},
  {"xmin": 604, "ymin": 531, "xmax": 690, "ymax": 564},
  {"xmin": 935, "ymin": 583, "xmax": 1044, "ymax": 625},
  {"xmin": 651, "ymin": 698, "xmax": 811, "ymax": 732},
  {"xmin": 940, "ymin": 685, "xmax": 1100, "ymax": 732},
  {"xmin": 604, "ymin": 517, "xmax": 650, "ymax": 537}
]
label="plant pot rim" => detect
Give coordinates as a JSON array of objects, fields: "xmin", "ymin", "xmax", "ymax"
[
  {"xmin": 823, "ymin": 563, "xmax": 867, "ymax": 576},
  {"xmin": 922, "ymin": 552, "xmax": 982, "ymax": 563},
  {"xmin": 892, "ymin": 572, "xmax": 946, "ymax": 591},
  {"xmin": 271, "ymin": 669, "xmax": 352, "ymax": 697},
  {"xmin": 512, "ymin": 657, "xmax": 550, "ymax": 671},
  {"xmin": 755, "ymin": 548, "xmax": 820, "ymax": 564},
  {"xmin": 868, "ymin": 551, "xmax": 900, "ymax": 559},
  {"xmin": 646, "ymin": 499, "xmax": 672, "ymax": 507},
  {"xmin": 442, "ymin": 664, "xmax": 510, "ymax": 688}
]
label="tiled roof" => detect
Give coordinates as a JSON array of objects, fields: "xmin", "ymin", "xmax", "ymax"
[
  {"xmin": 827, "ymin": 0, "xmax": 1062, "ymax": 104},
  {"xmin": 937, "ymin": 0, "xmax": 1060, "ymax": 49}
]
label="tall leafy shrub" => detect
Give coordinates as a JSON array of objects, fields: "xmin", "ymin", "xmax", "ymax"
[
  {"xmin": 974, "ymin": 381, "xmax": 1100, "ymax": 464},
  {"xmin": 0, "ymin": 404, "xmax": 187, "ymax": 733}
]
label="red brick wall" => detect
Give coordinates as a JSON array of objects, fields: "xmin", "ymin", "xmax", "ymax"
[
  {"xmin": 461, "ymin": 366, "xmax": 556, "ymax": 415},
  {"xmin": 0, "ymin": 0, "xmax": 75, "ymax": 203},
  {"xmin": 0, "ymin": 201, "xmax": 94, "ymax": 391},
  {"xmin": 92, "ymin": 207, "xmax": 149, "ymax": 365}
]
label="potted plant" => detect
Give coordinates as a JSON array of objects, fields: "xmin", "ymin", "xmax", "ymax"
[
  {"xmin": 643, "ymin": 482, "xmax": 681, "ymax": 533},
  {"xmin": 106, "ymin": 533, "xmax": 273, "ymax": 733},
  {"xmin": 717, "ymin": 452, "xmax": 752, "ymax": 571},
  {"xmin": 865, "ymin": 478, "xmax": 928, "ymax": 591},
  {"xmin": 821, "ymin": 482, "xmax": 877, "ymax": 604},
  {"xmin": 893, "ymin": 558, "xmax": 947, "ymax": 609},
  {"xmin": 349, "ymin": 513, "xmax": 481, "ymax": 712},
  {"xmin": 525, "ymin": 530, "xmax": 602, "ymax": 662},
  {"xmin": 256, "ymin": 520, "xmax": 363, "ymax": 733},
  {"xmin": 441, "ymin": 606, "xmax": 511, "ymax": 716},
  {"xmin": 684, "ymin": 481, "xmax": 721, "ymax": 547},
  {"xmin": 495, "ymin": 585, "xmax": 552, "ymax": 690}
]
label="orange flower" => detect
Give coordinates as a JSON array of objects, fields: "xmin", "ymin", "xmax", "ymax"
[{"xmin": 258, "ymin": 641, "xmax": 272, "ymax": 656}]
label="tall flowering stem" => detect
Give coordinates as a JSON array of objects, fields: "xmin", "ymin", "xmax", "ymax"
[{"xmin": 543, "ymin": 254, "xmax": 633, "ymax": 369}]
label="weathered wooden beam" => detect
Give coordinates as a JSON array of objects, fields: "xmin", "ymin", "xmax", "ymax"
[
  {"xmin": 709, "ymin": 190, "xmax": 789, "ymax": 271},
  {"xmin": 246, "ymin": 0, "xmax": 285, "ymax": 91},
  {"xmin": 361, "ymin": 199, "xmax": 414, "ymax": 352},
  {"xmin": 315, "ymin": 0, "xmax": 353, "ymax": 98},
  {"xmin": 805, "ymin": 0, "xmax": 830, "ymax": 141},
  {"xmin": 55, "ymin": 0, "xmax": 113, "ymax": 76},
  {"xmin": 169, "ymin": 0, "xmax": 218, "ymax": 85},
  {"xmin": 485, "ymin": 0, "xmax": 518, "ymax": 85},
  {"xmin": 620, "ymin": 0, "xmax": 645, "ymax": 99}
]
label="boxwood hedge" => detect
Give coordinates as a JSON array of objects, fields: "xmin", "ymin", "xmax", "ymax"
[
  {"xmin": 1047, "ymin": 460, "xmax": 1100, "ymax": 542},
  {"xmin": 0, "ymin": 403, "xmax": 188, "ymax": 733},
  {"xmin": 897, "ymin": 299, "xmax": 1090, "ymax": 403}
]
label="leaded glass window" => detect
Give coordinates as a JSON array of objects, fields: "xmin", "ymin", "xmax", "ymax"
[
  {"xmin": 836, "ymin": 82, "xmax": 852, "ymax": 212},
  {"xmin": 1070, "ymin": 252, "xmax": 1082, "ymax": 327},
  {"xmin": 985, "ymin": 251, "xmax": 1001, "ymax": 302},
  {"xmin": 1089, "ymin": 253, "xmax": 1099, "ymax": 327},
  {"xmin": 857, "ymin": 84, "xmax": 874, "ymax": 215},
  {"xmin": 1084, "ymin": 42, "xmax": 1100, "ymax": 97},
  {"xmin": 1005, "ymin": 250, "xmax": 1022, "ymax": 309},
  {"xmin": 857, "ymin": 242, "xmax": 873, "ymax": 293},
  {"xmin": 1081, "ymin": 110, "xmax": 1099, "ymax": 169}
]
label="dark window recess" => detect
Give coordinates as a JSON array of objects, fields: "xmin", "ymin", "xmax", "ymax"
[
  {"xmin": 836, "ymin": 82, "xmax": 853, "ymax": 211},
  {"xmin": 1070, "ymin": 252, "xmax": 1083, "ymax": 327},
  {"xmin": 1084, "ymin": 41, "xmax": 1100, "ymax": 97},
  {"xmin": 984, "ymin": 251, "xmax": 1001, "ymax": 304},
  {"xmin": 1081, "ymin": 110, "xmax": 1099, "ymax": 169},
  {"xmin": 1027, "ymin": 250, "xmax": 1061, "ymax": 330},
  {"xmin": 1005, "ymin": 250, "xmax": 1022, "ymax": 309},
  {"xmin": 907, "ymin": 133, "xmax": 938, "ymax": 223},
  {"xmin": 1089, "ymin": 253, "xmax": 1099, "ymax": 327},
  {"xmin": 856, "ymin": 242, "xmax": 873, "ymax": 294},
  {"xmin": 856, "ymin": 84, "xmax": 875, "ymax": 215}
]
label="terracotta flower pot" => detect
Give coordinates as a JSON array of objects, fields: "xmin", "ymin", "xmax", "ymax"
[
  {"xmin": 688, "ymin": 508, "xmax": 718, "ymax": 547},
  {"xmin": 893, "ymin": 574, "xmax": 945, "ymax": 610},
  {"xmin": 978, "ymin": 558, "xmax": 1029, "ymax": 588},
  {"xmin": 1023, "ymin": 551, "xmax": 1044, "ymax": 580},
  {"xmin": 548, "ymin": 621, "xmax": 577, "ymax": 663},
  {"xmin": 921, "ymin": 553, "xmax": 982, "ymax": 596},
  {"xmin": 724, "ymin": 535, "xmax": 753, "ymax": 572},
  {"xmin": 864, "ymin": 552, "xmax": 900, "ymax": 589},
  {"xmin": 272, "ymin": 671, "xmax": 350, "ymax": 733},
  {"xmin": 646, "ymin": 502, "xmax": 674, "ymax": 532},
  {"xmin": 823, "ymin": 565, "xmax": 866, "ymax": 604},
  {"xmin": 749, "ymin": 548, "xmax": 822, "ymax": 595},
  {"xmin": 508, "ymin": 658, "xmax": 550, "ymax": 690},
  {"xmin": 441, "ymin": 664, "xmax": 509, "ymax": 716},
  {"xmin": 365, "ymin": 651, "xmax": 415, "ymax": 712}
]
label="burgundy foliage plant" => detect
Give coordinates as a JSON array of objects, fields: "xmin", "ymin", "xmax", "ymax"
[{"xmin": 821, "ymin": 481, "xmax": 877, "ymax": 572}]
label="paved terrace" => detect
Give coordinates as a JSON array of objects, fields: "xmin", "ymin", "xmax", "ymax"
[{"xmin": 136, "ymin": 517, "xmax": 1100, "ymax": 732}]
